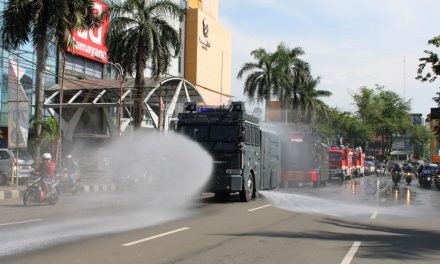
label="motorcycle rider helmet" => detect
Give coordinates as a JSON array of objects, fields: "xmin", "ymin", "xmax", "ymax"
[{"xmin": 42, "ymin": 153, "xmax": 52, "ymax": 161}]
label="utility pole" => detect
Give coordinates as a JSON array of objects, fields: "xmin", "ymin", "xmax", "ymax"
[{"xmin": 15, "ymin": 54, "xmax": 19, "ymax": 188}]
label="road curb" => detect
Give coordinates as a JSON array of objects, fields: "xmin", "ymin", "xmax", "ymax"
[
  {"xmin": 0, "ymin": 190, "xmax": 24, "ymax": 200},
  {"xmin": 0, "ymin": 183, "xmax": 117, "ymax": 201}
]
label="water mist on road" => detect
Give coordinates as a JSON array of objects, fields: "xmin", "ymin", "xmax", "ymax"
[
  {"xmin": 0, "ymin": 132, "xmax": 212, "ymax": 257},
  {"xmin": 261, "ymin": 177, "xmax": 440, "ymax": 219}
]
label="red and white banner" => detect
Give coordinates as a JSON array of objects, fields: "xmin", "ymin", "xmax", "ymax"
[
  {"xmin": 8, "ymin": 57, "xmax": 29, "ymax": 149},
  {"xmin": 67, "ymin": 0, "xmax": 109, "ymax": 63}
]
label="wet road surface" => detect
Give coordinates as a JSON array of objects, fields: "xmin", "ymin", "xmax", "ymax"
[{"xmin": 0, "ymin": 174, "xmax": 439, "ymax": 264}]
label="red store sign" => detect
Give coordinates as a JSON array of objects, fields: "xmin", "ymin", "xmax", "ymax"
[{"xmin": 67, "ymin": 0, "xmax": 109, "ymax": 63}]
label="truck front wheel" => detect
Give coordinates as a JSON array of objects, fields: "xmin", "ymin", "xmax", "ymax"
[{"xmin": 240, "ymin": 174, "xmax": 254, "ymax": 202}]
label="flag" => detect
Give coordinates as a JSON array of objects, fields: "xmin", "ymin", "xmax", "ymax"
[{"xmin": 159, "ymin": 96, "xmax": 165, "ymax": 113}]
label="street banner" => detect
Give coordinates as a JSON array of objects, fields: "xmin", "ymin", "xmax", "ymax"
[{"xmin": 8, "ymin": 57, "xmax": 30, "ymax": 149}]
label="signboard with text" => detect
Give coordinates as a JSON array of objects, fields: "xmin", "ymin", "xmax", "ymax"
[{"xmin": 67, "ymin": 0, "xmax": 109, "ymax": 63}]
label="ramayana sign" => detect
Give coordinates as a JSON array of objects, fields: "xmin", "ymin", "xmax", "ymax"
[{"xmin": 67, "ymin": 0, "xmax": 109, "ymax": 63}]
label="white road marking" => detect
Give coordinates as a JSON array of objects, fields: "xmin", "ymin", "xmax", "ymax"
[
  {"xmin": 0, "ymin": 218, "xmax": 44, "ymax": 227},
  {"xmin": 370, "ymin": 210, "xmax": 378, "ymax": 220},
  {"xmin": 248, "ymin": 204, "xmax": 272, "ymax": 212},
  {"xmin": 122, "ymin": 227, "xmax": 190, "ymax": 247},
  {"xmin": 341, "ymin": 241, "xmax": 362, "ymax": 264}
]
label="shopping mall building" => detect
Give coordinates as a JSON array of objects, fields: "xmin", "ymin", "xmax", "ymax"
[{"xmin": 0, "ymin": 0, "xmax": 232, "ymax": 149}]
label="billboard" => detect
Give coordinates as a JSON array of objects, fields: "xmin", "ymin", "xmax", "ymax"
[{"xmin": 67, "ymin": 0, "xmax": 109, "ymax": 63}]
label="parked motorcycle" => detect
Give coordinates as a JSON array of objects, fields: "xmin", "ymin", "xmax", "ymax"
[
  {"xmin": 60, "ymin": 169, "xmax": 81, "ymax": 194},
  {"xmin": 23, "ymin": 176, "xmax": 60, "ymax": 206},
  {"xmin": 392, "ymin": 171, "xmax": 401, "ymax": 186}
]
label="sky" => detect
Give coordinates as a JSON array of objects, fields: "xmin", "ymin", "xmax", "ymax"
[{"xmin": 218, "ymin": 0, "xmax": 440, "ymax": 119}]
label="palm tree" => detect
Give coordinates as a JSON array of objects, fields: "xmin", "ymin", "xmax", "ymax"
[
  {"xmin": 272, "ymin": 43, "xmax": 306, "ymax": 107},
  {"xmin": 237, "ymin": 47, "xmax": 284, "ymax": 120},
  {"xmin": 297, "ymin": 76, "xmax": 332, "ymax": 123},
  {"xmin": 1, "ymin": 0, "xmax": 97, "ymax": 160},
  {"xmin": 105, "ymin": 0, "xmax": 186, "ymax": 128}
]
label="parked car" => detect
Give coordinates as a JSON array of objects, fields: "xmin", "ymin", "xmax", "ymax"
[
  {"xmin": 0, "ymin": 149, "xmax": 14, "ymax": 185},
  {"xmin": 0, "ymin": 148, "xmax": 34, "ymax": 185}
]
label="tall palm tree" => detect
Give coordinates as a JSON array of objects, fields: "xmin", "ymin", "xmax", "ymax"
[
  {"xmin": 105, "ymin": 0, "xmax": 186, "ymax": 128},
  {"xmin": 237, "ymin": 47, "xmax": 283, "ymax": 120},
  {"xmin": 1, "ymin": 0, "xmax": 97, "ymax": 160},
  {"xmin": 297, "ymin": 76, "xmax": 332, "ymax": 123},
  {"xmin": 272, "ymin": 43, "xmax": 306, "ymax": 107}
]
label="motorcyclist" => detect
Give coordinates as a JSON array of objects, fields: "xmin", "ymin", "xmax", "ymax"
[
  {"xmin": 417, "ymin": 164, "xmax": 424, "ymax": 175},
  {"xmin": 391, "ymin": 163, "xmax": 402, "ymax": 174},
  {"xmin": 36, "ymin": 153, "xmax": 56, "ymax": 197},
  {"xmin": 62, "ymin": 154, "xmax": 80, "ymax": 186},
  {"xmin": 403, "ymin": 163, "xmax": 413, "ymax": 173}
]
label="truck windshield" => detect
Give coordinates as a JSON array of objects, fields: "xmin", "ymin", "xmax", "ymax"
[
  {"xmin": 179, "ymin": 125, "xmax": 237, "ymax": 152},
  {"xmin": 329, "ymin": 152, "xmax": 342, "ymax": 162}
]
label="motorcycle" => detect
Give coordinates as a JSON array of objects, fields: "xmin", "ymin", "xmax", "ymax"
[
  {"xmin": 405, "ymin": 172, "xmax": 412, "ymax": 185},
  {"xmin": 392, "ymin": 171, "xmax": 402, "ymax": 186},
  {"xmin": 376, "ymin": 167, "xmax": 385, "ymax": 177},
  {"xmin": 434, "ymin": 174, "xmax": 440, "ymax": 190},
  {"xmin": 60, "ymin": 169, "xmax": 81, "ymax": 194},
  {"xmin": 419, "ymin": 170, "xmax": 433, "ymax": 189},
  {"xmin": 23, "ymin": 176, "xmax": 60, "ymax": 206}
]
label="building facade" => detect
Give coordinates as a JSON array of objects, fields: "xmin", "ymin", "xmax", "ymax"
[
  {"xmin": 185, "ymin": 0, "xmax": 232, "ymax": 105},
  {"xmin": 0, "ymin": 0, "xmax": 232, "ymax": 149}
]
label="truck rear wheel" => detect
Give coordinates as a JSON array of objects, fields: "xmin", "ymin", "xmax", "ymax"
[{"xmin": 240, "ymin": 174, "xmax": 254, "ymax": 202}]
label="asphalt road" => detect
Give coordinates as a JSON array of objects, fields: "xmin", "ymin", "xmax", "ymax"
[{"xmin": 1, "ymin": 175, "xmax": 439, "ymax": 264}]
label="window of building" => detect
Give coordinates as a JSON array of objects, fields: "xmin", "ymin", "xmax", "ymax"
[{"xmin": 65, "ymin": 53, "xmax": 103, "ymax": 78}]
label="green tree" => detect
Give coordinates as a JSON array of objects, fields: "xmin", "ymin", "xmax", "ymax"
[
  {"xmin": 1, "ymin": 0, "xmax": 97, "ymax": 159},
  {"xmin": 105, "ymin": 0, "xmax": 186, "ymax": 128},
  {"xmin": 317, "ymin": 107, "xmax": 373, "ymax": 149},
  {"xmin": 353, "ymin": 85, "xmax": 411, "ymax": 157},
  {"xmin": 296, "ymin": 76, "xmax": 332, "ymax": 124},
  {"xmin": 417, "ymin": 36, "xmax": 440, "ymax": 105},
  {"xmin": 237, "ymin": 42, "xmax": 312, "ymax": 121},
  {"xmin": 237, "ymin": 47, "xmax": 284, "ymax": 120},
  {"xmin": 409, "ymin": 125, "xmax": 432, "ymax": 159}
]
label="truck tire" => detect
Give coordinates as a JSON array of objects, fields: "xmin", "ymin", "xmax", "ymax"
[{"xmin": 240, "ymin": 174, "xmax": 254, "ymax": 202}]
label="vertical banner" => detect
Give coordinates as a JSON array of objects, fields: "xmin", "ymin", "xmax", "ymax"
[{"xmin": 8, "ymin": 57, "xmax": 30, "ymax": 149}]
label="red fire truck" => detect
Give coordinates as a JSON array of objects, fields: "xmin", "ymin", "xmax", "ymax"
[
  {"xmin": 352, "ymin": 148, "xmax": 365, "ymax": 177},
  {"xmin": 280, "ymin": 130, "xmax": 329, "ymax": 187},
  {"xmin": 328, "ymin": 147, "xmax": 353, "ymax": 181}
]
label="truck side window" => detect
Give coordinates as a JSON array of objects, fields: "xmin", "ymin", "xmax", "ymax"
[{"xmin": 245, "ymin": 125, "xmax": 251, "ymax": 145}]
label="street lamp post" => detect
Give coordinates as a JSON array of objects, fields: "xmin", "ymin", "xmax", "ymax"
[{"xmin": 107, "ymin": 62, "xmax": 124, "ymax": 136}]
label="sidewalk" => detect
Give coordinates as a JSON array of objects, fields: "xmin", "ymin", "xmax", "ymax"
[{"xmin": 0, "ymin": 171, "xmax": 116, "ymax": 201}]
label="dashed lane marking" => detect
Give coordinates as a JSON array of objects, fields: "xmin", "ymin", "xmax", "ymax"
[
  {"xmin": 370, "ymin": 210, "xmax": 378, "ymax": 220},
  {"xmin": 248, "ymin": 204, "xmax": 272, "ymax": 212},
  {"xmin": 0, "ymin": 218, "xmax": 44, "ymax": 227},
  {"xmin": 341, "ymin": 241, "xmax": 362, "ymax": 264},
  {"xmin": 122, "ymin": 227, "xmax": 190, "ymax": 247}
]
